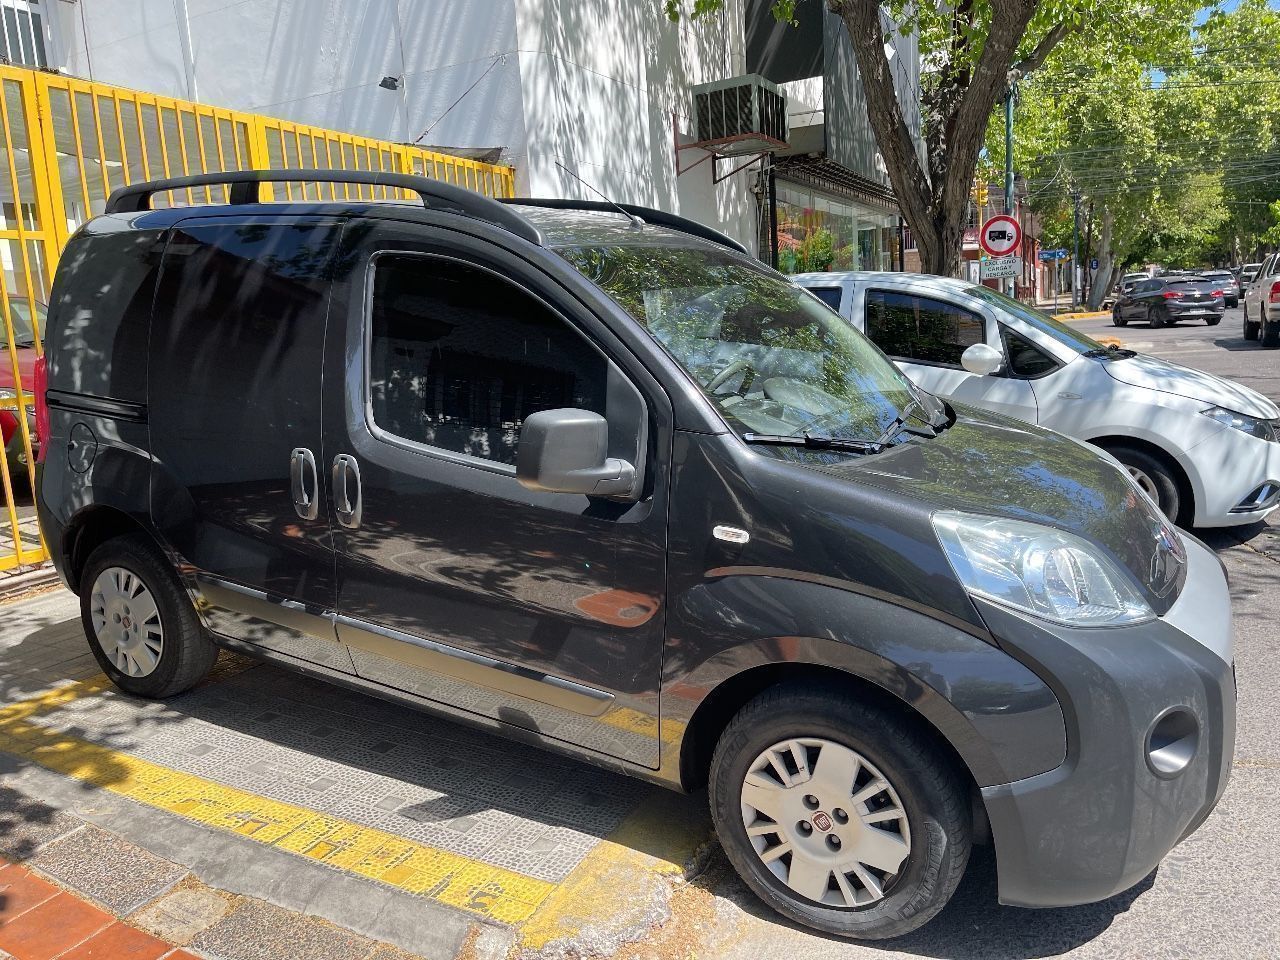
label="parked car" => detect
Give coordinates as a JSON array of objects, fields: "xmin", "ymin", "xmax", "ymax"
[
  {"xmin": 1239, "ymin": 261, "xmax": 1263, "ymax": 288},
  {"xmin": 1198, "ymin": 269, "xmax": 1240, "ymax": 308},
  {"xmin": 0, "ymin": 297, "xmax": 44, "ymax": 481},
  {"xmin": 795, "ymin": 271, "xmax": 1279, "ymax": 527},
  {"xmin": 1112, "ymin": 276, "xmax": 1224, "ymax": 328},
  {"xmin": 1241, "ymin": 252, "xmax": 1280, "ymax": 346},
  {"xmin": 39, "ymin": 171, "xmax": 1235, "ymax": 941}
]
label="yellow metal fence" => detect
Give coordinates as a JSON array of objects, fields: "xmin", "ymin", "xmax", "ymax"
[{"xmin": 0, "ymin": 64, "xmax": 516, "ymax": 574}]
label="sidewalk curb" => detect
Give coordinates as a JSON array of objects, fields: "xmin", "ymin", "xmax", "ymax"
[{"xmin": 1052, "ymin": 311, "xmax": 1110, "ymax": 322}]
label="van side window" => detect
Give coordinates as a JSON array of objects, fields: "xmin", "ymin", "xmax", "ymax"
[
  {"xmin": 1003, "ymin": 329, "xmax": 1058, "ymax": 378},
  {"xmin": 368, "ymin": 254, "xmax": 608, "ymax": 466},
  {"xmin": 807, "ymin": 287, "xmax": 843, "ymax": 312},
  {"xmin": 863, "ymin": 290, "xmax": 984, "ymax": 367}
]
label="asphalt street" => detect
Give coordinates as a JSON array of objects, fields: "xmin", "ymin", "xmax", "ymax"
[{"xmin": 0, "ymin": 306, "xmax": 1277, "ymax": 959}]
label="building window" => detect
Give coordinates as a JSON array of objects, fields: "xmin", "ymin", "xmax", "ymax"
[
  {"xmin": 0, "ymin": 0, "xmax": 47, "ymax": 68},
  {"xmin": 773, "ymin": 180, "xmax": 896, "ymax": 274}
]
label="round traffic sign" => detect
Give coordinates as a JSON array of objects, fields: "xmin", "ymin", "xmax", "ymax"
[{"xmin": 979, "ymin": 214, "xmax": 1021, "ymax": 257}]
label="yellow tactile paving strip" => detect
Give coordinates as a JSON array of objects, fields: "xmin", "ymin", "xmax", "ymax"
[{"xmin": 0, "ymin": 676, "xmax": 556, "ymax": 924}]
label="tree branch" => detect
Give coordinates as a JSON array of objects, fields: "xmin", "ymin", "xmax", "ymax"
[{"xmin": 1009, "ymin": 21, "xmax": 1073, "ymax": 82}]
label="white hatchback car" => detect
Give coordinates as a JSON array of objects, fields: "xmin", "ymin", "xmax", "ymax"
[{"xmin": 794, "ymin": 271, "xmax": 1280, "ymax": 527}]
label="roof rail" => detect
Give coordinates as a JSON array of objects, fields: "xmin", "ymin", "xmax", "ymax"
[
  {"xmin": 103, "ymin": 169, "xmax": 544, "ymax": 246},
  {"xmin": 500, "ymin": 198, "xmax": 748, "ymax": 255}
]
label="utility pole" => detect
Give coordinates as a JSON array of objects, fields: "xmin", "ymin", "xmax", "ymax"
[
  {"xmin": 1005, "ymin": 85, "xmax": 1016, "ymax": 298},
  {"xmin": 1071, "ymin": 188, "xmax": 1082, "ymax": 309}
]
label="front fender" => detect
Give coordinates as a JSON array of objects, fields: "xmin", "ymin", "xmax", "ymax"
[{"xmin": 660, "ymin": 573, "xmax": 1066, "ymax": 789}]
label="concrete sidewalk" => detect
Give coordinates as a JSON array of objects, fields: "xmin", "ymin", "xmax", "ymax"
[{"xmin": 0, "ymin": 589, "xmax": 711, "ymax": 960}]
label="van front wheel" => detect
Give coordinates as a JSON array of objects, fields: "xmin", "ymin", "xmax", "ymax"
[
  {"xmin": 709, "ymin": 685, "xmax": 970, "ymax": 940},
  {"xmin": 80, "ymin": 534, "xmax": 218, "ymax": 698}
]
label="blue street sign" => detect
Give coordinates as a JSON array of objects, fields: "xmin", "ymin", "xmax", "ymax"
[
  {"xmin": 1039, "ymin": 248, "xmax": 1069, "ymax": 261},
  {"xmin": 1090, "ymin": 258, "xmax": 1099, "ymax": 270}
]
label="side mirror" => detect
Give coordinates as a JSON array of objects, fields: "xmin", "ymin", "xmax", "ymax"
[
  {"xmin": 517, "ymin": 409, "xmax": 638, "ymax": 500},
  {"xmin": 961, "ymin": 342, "xmax": 1003, "ymax": 376}
]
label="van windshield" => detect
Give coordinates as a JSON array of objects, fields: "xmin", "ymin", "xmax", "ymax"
[{"xmin": 558, "ymin": 243, "xmax": 929, "ymax": 442}]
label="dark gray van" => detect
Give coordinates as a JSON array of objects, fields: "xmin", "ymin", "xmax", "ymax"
[{"xmin": 36, "ymin": 171, "xmax": 1235, "ymax": 939}]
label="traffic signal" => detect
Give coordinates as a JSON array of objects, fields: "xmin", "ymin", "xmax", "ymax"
[{"xmin": 974, "ymin": 182, "xmax": 989, "ymax": 206}]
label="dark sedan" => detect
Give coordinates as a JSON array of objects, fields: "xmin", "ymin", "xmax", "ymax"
[{"xmin": 1112, "ymin": 277, "xmax": 1225, "ymax": 328}]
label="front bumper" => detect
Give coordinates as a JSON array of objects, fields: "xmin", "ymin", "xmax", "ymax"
[
  {"xmin": 977, "ymin": 536, "xmax": 1235, "ymax": 908},
  {"xmin": 1186, "ymin": 423, "xmax": 1280, "ymax": 527}
]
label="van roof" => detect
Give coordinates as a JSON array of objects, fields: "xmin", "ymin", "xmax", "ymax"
[{"xmin": 102, "ymin": 168, "xmax": 747, "ymax": 256}]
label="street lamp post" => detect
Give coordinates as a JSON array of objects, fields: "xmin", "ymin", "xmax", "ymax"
[{"xmin": 1005, "ymin": 85, "xmax": 1016, "ymax": 298}]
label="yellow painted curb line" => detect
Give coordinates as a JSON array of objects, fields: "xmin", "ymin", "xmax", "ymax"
[
  {"xmin": 0, "ymin": 677, "xmax": 554, "ymax": 924},
  {"xmin": 1052, "ymin": 311, "xmax": 1110, "ymax": 321}
]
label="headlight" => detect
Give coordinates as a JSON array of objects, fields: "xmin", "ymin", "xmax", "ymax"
[
  {"xmin": 932, "ymin": 512, "xmax": 1154, "ymax": 627},
  {"xmin": 1201, "ymin": 406, "xmax": 1276, "ymax": 441}
]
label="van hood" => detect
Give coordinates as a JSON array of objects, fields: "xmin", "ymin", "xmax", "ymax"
[
  {"xmin": 1101, "ymin": 353, "xmax": 1278, "ymax": 419},
  {"xmin": 821, "ymin": 404, "xmax": 1184, "ymax": 609}
]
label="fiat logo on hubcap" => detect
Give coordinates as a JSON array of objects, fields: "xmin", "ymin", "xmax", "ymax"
[{"xmin": 812, "ymin": 811, "xmax": 833, "ymax": 832}]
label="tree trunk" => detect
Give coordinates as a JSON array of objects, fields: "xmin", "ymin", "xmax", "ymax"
[
  {"xmin": 1087, "ymin": 208, "xmax": 1115, "ymax": 310},
  {"xmin": 826, "ymin": 1, "xmax": 1073, "ymax": 278}
]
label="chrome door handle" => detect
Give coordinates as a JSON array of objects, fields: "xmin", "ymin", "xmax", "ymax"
[
  {"xmin": 289, "ymin": 447, "xmax": 319, "ymax": 520},
  {"xmin": 332, "ymin": 453, "xmax": 362, "ymax": 529}
]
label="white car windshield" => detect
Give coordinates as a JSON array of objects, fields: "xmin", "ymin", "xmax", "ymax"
[
  {"xmin": 965, "ymin": 285, "xmax": 1104, "ymax": 355},
  {"xmin": 559, "ymin": 243, "xmax": 933, "ymax": 442}
]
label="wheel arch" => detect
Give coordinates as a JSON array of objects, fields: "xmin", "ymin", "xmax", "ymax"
[
  {"xmin": 1087, "ymin": 434, "xmax": 1196, "ymax": 522},
  {"xmin": 676, "ymin": 661, "xmax": 991, "ymax": 841},
  {"xmin": 61, "ymin": 504, "xmax": 161, "ymax": 594}
]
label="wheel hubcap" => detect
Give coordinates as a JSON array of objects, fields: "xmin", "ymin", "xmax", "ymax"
[
  {"xmin": 740, "ymin": 738, "xmax": 911, "ymax": 908},
  {"xmin": 1126, "ymin": 465, "xmax": 1159, "ymax": 501},
  {"xmin": 90, "ymin": 567, "xmax": 163, "ymax": 678}
]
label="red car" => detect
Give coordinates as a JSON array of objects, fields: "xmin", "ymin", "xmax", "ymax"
[{"xmin": 1, "ymin": 299, "xmax": 43, "ymax": 483}]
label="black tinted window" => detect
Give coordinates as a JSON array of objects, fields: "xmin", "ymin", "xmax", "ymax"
[
  {"xmin": 807, "ymin": 286, "xmax": 843, "ymax": 311},
  {"xmin": 864, "ymin": 290, "xmax": 984, "ymax": 366},
  {"xmin": 1004, "ymin": 330, "xmax": 1058, "ymax": 377},
  {"xmin": 369, "ymin": 255, "xmax": 607, "ymax": 466}
]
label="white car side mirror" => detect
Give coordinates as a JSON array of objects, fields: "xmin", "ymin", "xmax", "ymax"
[{"xmin": 961, "ymin": 343, "xmax": 1003, "ymax": 376}]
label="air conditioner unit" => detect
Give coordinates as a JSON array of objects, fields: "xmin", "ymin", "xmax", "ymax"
[{"xmin": 691, "ymin": 74, "xmax": 789, "ymax": 157}]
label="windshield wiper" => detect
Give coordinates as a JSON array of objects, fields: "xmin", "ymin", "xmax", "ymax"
[
  {"xmin": 875, "ymin": 398, "xmax": 938, "ymax": 447},
  {"xmin": 742, "ymin": 432, "xmax": 884, "ymax": 454}
]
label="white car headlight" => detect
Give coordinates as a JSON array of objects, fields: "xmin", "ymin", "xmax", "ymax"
[
  {"xmin": 932, "ymin": 512, "xmax": 1154, "ymax": 627},
  {"xmin": 1201, "ymin": 406, "xmax": 1277, "ymax": 442}
]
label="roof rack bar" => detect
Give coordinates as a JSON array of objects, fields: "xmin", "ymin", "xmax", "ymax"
[
  {"xmin": 500, "ymin": 198, "xmax": 748, "ymax": 255},
  {"xmin": 104, "ymin": 169, "xmax": 543, "ymax": 246}
]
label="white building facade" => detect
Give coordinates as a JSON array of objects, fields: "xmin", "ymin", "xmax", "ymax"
[{"xmin": 22, "ymin": 0, "xmax": 916, "ymax": 258}]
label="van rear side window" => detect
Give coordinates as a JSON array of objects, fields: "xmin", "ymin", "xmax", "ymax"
[{"xmin": 368, "ymin": 254, "xmax": 608, "ymax": 466}]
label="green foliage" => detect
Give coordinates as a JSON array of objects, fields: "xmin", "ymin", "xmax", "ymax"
[{"xmin": 1006, "ymin": 0, "xmax": 1280, "ymax": 270}]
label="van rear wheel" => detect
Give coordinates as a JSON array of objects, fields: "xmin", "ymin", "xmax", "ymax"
[
  {"xmin": 80, "ymin": 534, "xmax": 217, "ymax": 698},
  {"xmin": 709, "ymin": 684, "xmax": 970, "ymax": 940}
]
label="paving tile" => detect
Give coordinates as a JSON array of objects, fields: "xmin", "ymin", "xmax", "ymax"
[
  {"xmin": 59, "ymin": 921, "xmax": 170, "ymax": 960},
  {"xmin": 30, "ymin": 825, "xmax": 187, "ymax": 916},
  {"xmin": 0, "ymin": 891, "xmax": 113, "ymax": 959},
  {"xmin": 0, "ymin": 867, "xmax": 59, "ymax": 924},
  {"xmin": 131, "ymin": 888, "xmax": 233, "ymax": 945},
  {"xmin": 0, "ymin": 786, "xmax": 83, "ymax": 861},
  {"xmin": 191, "ymin": 899, "xmax": 373, "ymax": 960}
]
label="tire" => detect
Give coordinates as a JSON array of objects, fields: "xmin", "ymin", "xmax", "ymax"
[
  {"xmin": 1263, "ymin": 318, "xmax": 1280, "ymax": 350},
  {"xmin": 1148, "ymin": 305, "xmax": 1166, "ymax": 329},
  {"xmin": 1205, "ymin": 314, "xmax": 1221, "ymax": 326},
  {"xmin": 80, "ymin": 534, "xmax": 218, "ymax": 698},
  {"xmin": 1103, "ymin": 444, "xmax": 1183, "ymax": 524},
  {"xmin": 1244, "ymin": 304, "xmax": 1260, "ymax": 341},
  {"xmin": 1111, "ymin": 306, "xmax": 1127, "ymax": 327},
  {"xmin": 709, "ymin": 684, "xmax": 970, "ymax": 940}
]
